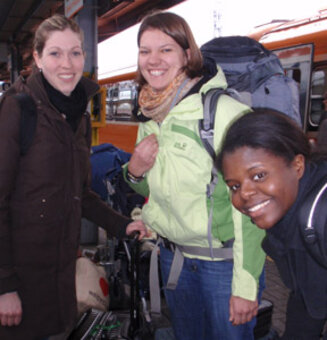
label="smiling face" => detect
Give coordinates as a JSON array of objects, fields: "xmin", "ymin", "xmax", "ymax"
[
  {"xmin": 222, "ymin": 147, "xmax": 305, "ymax": 229},
  {"xmin": 33, "ymin": 28, "xmax": 85, "ymax": 96},
  {"xmin": 138, "ymin": 28, "xmax": 189, "ymax": 92}
]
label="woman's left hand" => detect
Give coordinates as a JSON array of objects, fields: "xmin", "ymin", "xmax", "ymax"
[
  {"xmin": 126, "ymin": 220, "xmax": 150, "ymax": 240},
  {"xmin": 229, "ymin": 295, "xmax": 258, "ymax": 325},
  {"xmin": 128, "ymin": 134, "xmax": 159, "ymax": 177}
]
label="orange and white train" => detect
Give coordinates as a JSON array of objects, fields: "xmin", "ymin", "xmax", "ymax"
[{"xmin": 98, "ymin": 8, "xmax": 327, "ymax": 150}]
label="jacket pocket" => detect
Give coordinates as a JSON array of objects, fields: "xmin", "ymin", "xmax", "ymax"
[{"xmin": 11, "ymin": 193, "xmax": 65, "ymax": 229}]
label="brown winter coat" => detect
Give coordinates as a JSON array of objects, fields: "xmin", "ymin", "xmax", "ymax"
[{"xmin": 0, "ymin": 70, "xmax": 131, "ymax": 339}]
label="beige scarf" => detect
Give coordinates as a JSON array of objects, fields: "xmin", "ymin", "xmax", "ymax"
[{"xmin": 138, "ymin": 72, "xmax": 201, "ymax": 123}]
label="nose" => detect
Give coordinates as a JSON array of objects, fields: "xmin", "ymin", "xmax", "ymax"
[
  {"xmin": 240, "ymin": 180, "xmax": 256, "ymax": 200},
  {"xmin": 148, "ymin": 51, "xmax": 160, "ymax": 65},
  {"xmin": 62, "ymin": 53, "xmax": 72, "ymax": 68}
]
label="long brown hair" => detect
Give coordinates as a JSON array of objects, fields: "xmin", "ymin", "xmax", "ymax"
[{"xmin": 136, "ymin": 11, "xmax": 203, "ymax": 86}]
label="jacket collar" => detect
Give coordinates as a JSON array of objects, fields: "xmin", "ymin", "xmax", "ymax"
[
  {"xmin": 15, "ymin": 68, "xmax": 100, "ymax": 104},
  {"xmin": 266, "ymin": 161, "xmax": 326, "ymax": 248},
  {"xmin": 135, "ymin": 65, "xmax": 227, "ymax": 122}
]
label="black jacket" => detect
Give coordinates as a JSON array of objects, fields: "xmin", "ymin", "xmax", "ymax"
[{"xmin": 262, "ymin": 161, "xmax": 327, "ymax": 319}]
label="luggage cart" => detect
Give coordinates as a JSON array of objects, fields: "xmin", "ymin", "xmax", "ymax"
[{"xmin": 68, "ymin": 233, "xmax": 153, "ymax": 340}]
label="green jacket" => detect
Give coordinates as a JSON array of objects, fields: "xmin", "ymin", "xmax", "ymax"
[{"xmin": 125, "ymin": 67, "xmax": 266, "ymax": 300}]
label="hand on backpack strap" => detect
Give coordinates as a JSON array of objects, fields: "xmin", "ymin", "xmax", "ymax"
[{"xmin": 128, "ymin": 133, "xmax": 159, "ymax": 177}]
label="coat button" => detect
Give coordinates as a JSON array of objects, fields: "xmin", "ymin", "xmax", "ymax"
[
  {"xmin": 40, "ymin": 214, "xmax": 44, "ymax": 218},
  {"xmin": 41, "ymin": 198, "xmax": 46, "ymax": 203}
]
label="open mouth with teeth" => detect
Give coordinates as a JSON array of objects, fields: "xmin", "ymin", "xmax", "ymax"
[
  {"xmin": 149, "ymin": 70, "xmax": 165, "ymax": 76},
  {"xmin": 248, "ymin": 200, "xmax": 270, "ymax": 213},
  {"xmin": 59, "ymin": 74, "xmax": 74, "ymax": 80},
  {"xmin": 243, "ymin": 199, "xmax": 271, "ymax": 221},
  {"xmin": 241, "ymin": 200, "xmax": 271, "ymax": 228}
]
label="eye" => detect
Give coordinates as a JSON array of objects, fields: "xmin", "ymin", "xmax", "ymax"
[
  {"xmin": 253, "ymin": 172, "xmax": 266, "ymax": 181},
  {"xmin": 72, "ymin": 50, "xmax": 82, "ymax": 57},
  {"xmin": 228, "ymin": 183, "xmax": 240, "ymax": 192},
  {"xmin": 50, "ymin": 51, "xmax": 59, "ymax": 57},
  {"xmin": 139, "ymin": 49, "xmax": 149, "ymax": 55},
  {"xmin": 162, "ymin": 48, "xmax": 172, "ymax": 53}
]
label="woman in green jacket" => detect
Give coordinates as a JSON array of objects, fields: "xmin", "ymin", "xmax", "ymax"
[{"xmin": 125, "ymin": 11, "xmax": 266, "ymax": 340}]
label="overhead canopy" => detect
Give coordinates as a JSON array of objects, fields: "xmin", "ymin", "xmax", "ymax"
[{"xmin": 0, "ymin": 0, "xmax": 185, "ymax": 81}]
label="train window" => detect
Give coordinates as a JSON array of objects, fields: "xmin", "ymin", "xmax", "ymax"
[
  {"xmin": 309, "ymin": 69, "xmax": 327, "ymax": 127},
  {"xmin": 106, "ymin": 80, "xmax": 138, "ymax": 121},
  {"xmin": 291, "ymin": 69, "xmax": 301, "ymax": 84},
  {"xmin": 284, "ymin": 68, "xmax": 300, "ymax": 82}
]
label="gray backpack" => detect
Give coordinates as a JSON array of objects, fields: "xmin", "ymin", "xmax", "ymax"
[
  {"xmin": 199, "ymin": 35, "xmax": 301, "ymax": 204},
  {"xmin": 200, "ymin": 36, "xmax": 301, "ymax": 125}
]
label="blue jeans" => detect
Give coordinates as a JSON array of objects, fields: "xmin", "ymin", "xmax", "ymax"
[{"xmin": 160, "ymin": 245, "xmax": 265, "ymax": 340}]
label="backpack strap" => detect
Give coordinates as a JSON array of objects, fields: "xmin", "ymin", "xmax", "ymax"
[
  {"xmin": 199, "ymin": 88, "xmax": 228, "ymax": 257},
  {"xmin": 149, "ymin": 236, "xmax": 234, "ymax": 315},
  {"xmin": 304, "ymin": 181, "xmax": 327, "ymax": 244},
  {"xmin": 13, "ymin": 92, "xmax": 37, "ymax": 156},
  {"xmin": 199, "ymin": 88, "xmax": 226, "ymax": 159},
  {"xmin": 299, "ymin": 177, "xmax": 327, "ymax": 268}
]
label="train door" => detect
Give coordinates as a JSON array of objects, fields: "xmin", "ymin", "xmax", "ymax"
[{"xmin": 272, "ymin": 44, "xmax": 314, "ymax": 132}]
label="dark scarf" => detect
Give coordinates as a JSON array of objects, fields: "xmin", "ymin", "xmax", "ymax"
[{"xmin": 42, "ymin": 73, "xmax": 87, "ymax": 132}]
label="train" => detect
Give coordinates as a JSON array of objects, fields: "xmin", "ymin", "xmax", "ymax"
[{"xmin": 97, "ymin": 7, "xmax": 327, "ymax": 151}]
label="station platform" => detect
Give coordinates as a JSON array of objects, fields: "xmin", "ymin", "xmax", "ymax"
[{"xmin": 261, "ymin": 257, "xmax": 289, "ymax": 337}]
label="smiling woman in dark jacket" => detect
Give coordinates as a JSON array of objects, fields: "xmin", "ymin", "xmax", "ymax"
[
  {"xmin": 0, "ymin": 14, "xmax": 147, "ymax": 340},
  {"xmin": 217, "ymin": 109, "xmax": 327, "ymax": 340}
]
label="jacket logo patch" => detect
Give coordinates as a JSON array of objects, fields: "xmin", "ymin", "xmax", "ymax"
[{"xmin": 174, "ymin": 142, "xmax": 187, "ymax": 151}]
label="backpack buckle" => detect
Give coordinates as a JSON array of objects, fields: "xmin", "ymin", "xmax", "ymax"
[{"xmin": 200, "ymin": 128, "xmax": 214, "ymax": 140}]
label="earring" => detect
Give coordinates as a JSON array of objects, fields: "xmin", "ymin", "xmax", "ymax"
[{"xmin": 39, "ymin": 68, "xmax": 42, "ymax": 73}]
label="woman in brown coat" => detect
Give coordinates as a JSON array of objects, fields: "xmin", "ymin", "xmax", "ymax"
[{"xmin": 0, "ymin": 14, "xmax": 147, "ymax": 340}]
